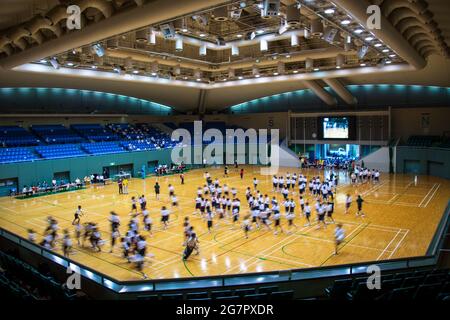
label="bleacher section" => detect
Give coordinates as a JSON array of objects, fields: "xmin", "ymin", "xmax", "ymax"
[
  {"xmin": 406, "ymin": 135, "xmax": 441, "ymax": 147},
  {"xmin": 0, "ymin": 123, "xmax": 178, "ymax": 164},
  {"xmin": 81, "ymin": 141, "xmax": 126, "ymax": 155},
  {"xmin": 0, "ymin": 126, "xmax": 39, "ymax": 147},
  {"xmin": 71, "ymin": 124, "xmax": 119, "ymax": 142},
  {"xmin": 324, "ymin": 268, "xmax": 450, "ymax": 301},
  {"xmin": 31, "ymin": 125, "xmax": 84, "ymax": 144},
  {"xmin": 0, "ymin": 250, "xmax": 84, "ymax": 300},
  {"xmin": 35, "ymin": 144, "xmax": 86, "ymax": 159},
  {"xmin": 0, "ymin": 147, "xmax": 39, "ymax": 164}
]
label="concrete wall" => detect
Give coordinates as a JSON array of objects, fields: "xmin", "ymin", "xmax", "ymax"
[
  {"xmin": 360, "ymin": 147, "xmax": 390, "ymax": 172},
  {"xmin": 396, "ymin": 146, "xmax": 450, "ymax": 179}
]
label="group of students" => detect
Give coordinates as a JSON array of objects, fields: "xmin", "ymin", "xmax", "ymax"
[{"xmin": 350, "ymin": 166, "xmax": 381, "ymax": 185}]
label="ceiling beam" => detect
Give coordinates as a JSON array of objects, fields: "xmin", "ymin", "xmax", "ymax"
[
  {"xmin": 302, "ymin": 80, "xmax": 337, "ymax": 106},
  {"xmin": 332, "ymin": 0, "xmax": 426, "ymax": 69},
  {"xmin": 0, "ymin": 0, "xmax": 230, "ymax": 69},
  {"xmin": 323, "ymin": 78, "xmax": 357, "ymax": 105}
]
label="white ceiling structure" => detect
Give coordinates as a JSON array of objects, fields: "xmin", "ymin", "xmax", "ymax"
[{"xmin": 0, "ymin": 0, "xmax": 448, "ymax": 112}]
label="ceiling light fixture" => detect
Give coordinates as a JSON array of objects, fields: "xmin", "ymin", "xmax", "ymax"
[
  {"xmin": 354, "ymin": 28, "xmax": 364, "ymax": 34},
  {"xmin": 365, "ymin": 36, "xmax": 374, "ymax": 41},
  {"xmin": 324, "ymin": 8, "xmax": 335, "ymax": 14},
  {"xmin": 341, "ymin": 19, "xmax": 351, "ymax": 25}
]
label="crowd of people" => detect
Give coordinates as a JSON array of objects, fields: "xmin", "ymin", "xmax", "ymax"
[{"xmin": 26, "ymin": 163, "xmax": 381, "ymax": 278}]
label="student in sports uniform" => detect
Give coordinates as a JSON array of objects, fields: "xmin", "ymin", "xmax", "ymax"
[
  {"xmin": 231, "ymin": 187, "xmax": 237, "ymax": 198},
  {"xmin": 326, "ymin": 200, "xmax": 335, "ymax": 224},
  {"xmin": 154, "ymin": 181, "xmax": 160, "ymax": 199},
  {"xmin": 62, "ymin": 229, "xmax": 72, "ymax": 257},
  {"xmin": 299, "ymin": 196, "xmax": 305, "ymax": 216},
  {"xmin": 317, "ymin": 202, "xmax": 327, "ymax": 229},
  {"xmin": 356, "ymin": 195, "xmax": 365, "ymax": 217},
  {"xmin": 334, "ymin": 223, "xmax": 345, "ymax": 255},
  {"xmin": 183, "ymin": 227, "xmax": 199, "ymax": 260},
  {"xmin": 110, "ymin": 228, "xmax": 120, "ymax": 253},
  {"xmin": 72, "ymin": 205, "xmax": 83, "ymax": 225},
  {"xmin": 171, "ymin": 194, "xmax": 178, "ymax": 209},
  {"xmin": 345, "ymin": 194, "xmax": 352, "ymax": 214},
  {"xmin": 272, "ymin": 208, "xmax": 283, "ymax": 235},
  {"xmin": 180, "ymin": 173, "xmax": 185, "ymax": 185},
  {"xmin": 242, "ymin": 215, "xmax": 251, "ymax": 239},
  {"xmin": 206, "ymin": 210, "xmax": 214, "ymax": 233},
  {"xmin": 160, "ymin": 206, "xmax": 170, "ymax": 229},
  {"xmin": 224, "ymin": 166, "xmax": 229, "ymax": 177},
  {"xmin": 282, "ymin": 186, "xmax": 289, "ymax": 200},
  {"xmin": 168, "ymin": 184, "xmax": 175, "ymax": 199},
  {"xmin": 253, "ymin": 177, "xmax": 259, "ymax": 190},
  {"xmin": 226, "ymin": 198, "xmax": 232, "ymax": 216},
  {"xmin": 131, "ymin": 196, "xmax": 138, "ymax": 214},
  {"xmin": 182, "ymin": 217, "xmax": 190, "ymax": 246},
  {"xmin": 304, "ymin": 202, "xmax": 311, "ymax": 226},
  {"xmin": 272, "ymin": 175, "xmax": 278, "ymax": 192},
  {"xmin": 240, "ymin": 168, "xmax": 244, "ymax": 179},
  {"xmin": 194, "ymin": 196, "xmax": 202, "ymax": 214},
  {"xmin": 144, "ymin": 213, "xmax": 153, "ymax": 235}
]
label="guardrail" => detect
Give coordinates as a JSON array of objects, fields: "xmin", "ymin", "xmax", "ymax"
[{"xmin": 1, "ymin": 201, "xmax": 448, "ymax": 294}]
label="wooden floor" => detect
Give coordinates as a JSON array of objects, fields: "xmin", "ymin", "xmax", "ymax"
[{"xmin": 0, "ymin": 166, "xmax": 449, "ymax": 281}]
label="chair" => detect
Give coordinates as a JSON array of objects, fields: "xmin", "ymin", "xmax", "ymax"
[
  {"xmin": 258, "ymin": 285, "xmax": 278, "ymax": 294},
  {"xmin": 325, "ymin": 278, "xmax": 353, "ymax": 300},
  {"xmin": 270, "ymin": 290, "xmax": 294, "ymax": 300},
  {"xmin": 402, "ymin": 276, "xmax": 424, "ymax": 288},
  {"xmin": 211, "ymin": 290, "xmax": 233, "ymax": 299},
  {"xmin": 387, "ymin": 286, "xmax": 416, "ymax": 300},
  {"xmin": 413, "ymin": 283, "xmax": 442, "ymax": 300},
  {"xmin": 186, "ymin": 292, "xmax": 209, "ymax": 300},
  {"xmin": 234, "ymin": 288, "xmax": 257, "ymax": 297},
  {"xmin": 347, "ymin": 282, "xmax": 381, "ymax": 300}
]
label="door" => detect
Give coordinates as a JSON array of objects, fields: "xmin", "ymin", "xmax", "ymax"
[
  {"xmin": 53, "ymin": 171, "xmax": 70, "ymax": 184},
  {"xmin": 0, "ymin": 178, "xmax": 18, "ymax": 196},
  {"xmin": 427, "ymin": 161, "xmax": 444, "ymax": 177},
  {"xmin": 404, "ymin": 160, "xmax": 421, "ymax": 174}
]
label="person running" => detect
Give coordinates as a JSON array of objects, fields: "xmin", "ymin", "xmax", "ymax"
[
  {"xmin": 154, "ymin": 181, "xmax": 160, "ymax": 200},
  {"xmin": 62, "ymin": 229, "xmax": 72, "ymax": 257},
  {"xmin": 356, "ymin": 195, "xmax": 365, "ymax": 217},
  {"xmin": 183, "ymin": 227, "xmax": 199, "ymax": 260},
  {"xmin": 242, "ymin": 215, "xmax": 251, "ymax": 239},
  {"xmin": 72, "ymin": 205, "xmax": 83, "ymax": 225},
  {"xmin": 345, "ymin": 193, "xmax": 352, "ymax": 214},
  {"xmin": 161, "ymin": 206, "xmax": 170, "ymax": 229},
  {"xmin": 334, "ymin": 223, "xmax": 345, "ymax": 255},
  {"xmin": 304, "ymin": 202, "xmax": 311, "ymax": 226}
]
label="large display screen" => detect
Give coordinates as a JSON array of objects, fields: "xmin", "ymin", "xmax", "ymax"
[{"xmin": 322, "ymin": 117, "xmax": 349, "ymax": 139}]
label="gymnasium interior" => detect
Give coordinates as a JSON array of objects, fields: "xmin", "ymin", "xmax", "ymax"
[{"xmin": 0, "ymin": 0, "xmax": 449, "ymax": 303}]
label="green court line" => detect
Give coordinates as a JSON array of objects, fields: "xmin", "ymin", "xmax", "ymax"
[{"xmin": 182, "ymin": 257, "xmax": 195, "ymax": 276}]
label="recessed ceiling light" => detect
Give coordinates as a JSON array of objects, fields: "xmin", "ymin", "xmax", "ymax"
[
  {"xmin": 273, "ymin": 72, "xmax": 279, "ymax": 75},
  {"xmin": 365, "ymin": 36, "xmax": 374, "ymax": 41},
  {"xmin": 133, "ymin": 70, "xmax": 139, "ymax": 74},
  {"xmin": 255, "ymin": 74, "xmax": 260, "ymax": 78},
  {"xmin": 389, "ymin": 54, "xmax": 396, "ymax": 57},
  {"xmin": 91, "ymin": 65, "xmax": 97, "ymax": 69},
  {"xmin": 196, "ymin": 78, "xmax": 201, "ymax": 81},
  {"xmin": 199, "ymin": 33, "xmax": 206, "ymax": 37},
  {"xmin": 67, "ymin": 62, "xmax": 74, "ymax": 66},
  {"xmin": 336, "ymin": 66, "xmax": 341, "ymax": 69},
  {"xmin": 238, "ymin": 76, "xmax": 243, "ymax": 79},
  {"xmin": 324, "ymin": 8, "xmax": 335, "ymax": 14},
  {"xmin": 183, "ymin": 76, "xmax": 188, "ymax": 80},
  {"xmin": 293, "ymin": 70, "xmax": 298, "ymax": 73},
  {"xmin": 286, "ymin": 55, "xmax": 291, "ymax": 58},
  {"xmin": 151, "ymin": 72, "xmax": 157, "ymax": 76},
  {"xmin": 236, "ymin": 34, "xmax": 243, "ymax": 38},
  {"xmin": 385, "ymin": 60, "xmax": 392, "ymax": 64},
  {"xmin": 360, "ymin": 63, "xmax": 366, "ymax": 67},
  {"xmin": 256, "ymin": 29, "xmax": 264, "ymax": 34},
  {"xmin": 374, "ymin": 43, "xmax": 382, "ymax": 47},
  {"xmin": 354, "ymin": 29, "xmax": 364, "ymax": 34},
  {"xmin": 40, "ymin": 59, "xmax": 47, "ymax": 63},
  {"xmin": 341, "ymin": 20, "xmax": 351, "ymax": 25},
  {"xmin": 314, "ymin": 68, "xmax": 319, "ymax": 71},
  {"xmin": 382, "ymin": 49, "xmax": 389, "ymax": 53}
]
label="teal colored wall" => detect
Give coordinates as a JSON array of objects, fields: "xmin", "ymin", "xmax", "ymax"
[
  {"xmin": 0, "ymin": 87, "xmax": 173, "ymax": 115},
  {"xmin": 228, "ymin": 85, "xmax": 450, "ymax": 114},
  {"xmin": 0, "ymin": 149, "xmax": 173, "ymax": 192},
  {"xmin": 396, "ymin": 146, "xmax": 450, "ymax": 179}
]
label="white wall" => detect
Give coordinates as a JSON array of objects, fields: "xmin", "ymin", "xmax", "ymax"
[{"xmin": 360, "ymin": 147, "xmax": 390, "ymax": 172}]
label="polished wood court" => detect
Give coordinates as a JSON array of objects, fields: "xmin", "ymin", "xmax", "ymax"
[{"xmin": 0, "ymin": 166, "xmax": 448, "ymax": 281}]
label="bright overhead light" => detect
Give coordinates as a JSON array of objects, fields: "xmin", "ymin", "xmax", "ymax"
[
  {"xmin": 196, "ymin": 78, "xmax": 201, "ymax": 81},
  {"xmin": 374, "ymin": 43, "xmax": 382, "ymax": 47},
  {"xmin": 181, "ymin": 27, "xmax": 188, "ymax": 32},
  {"xmin": 382, "ymin": 49, "xmax": 389, "ymax": 53},
  {"xmin": 360, "ymin": 63, "xmax": 366, "ymax": 67},
  {"xmin": 256, "ymin": 29, "xmax": 264, "ymax": 34},
  {"xmin": 389, "ymin": 54, "xmax": 396, "ymax": 57},
  {"xmin": 273, "ymin": 72, "xmax": 279, "ymax": 75},
  {"xmin": 133, "ymin": 70, "xmax": 139, "ymax": 74},
  {"xmin": 236, "ymin": 34, "xmax": 243, "ymax": 38},
  {"xmin": 183, "ymin": 76, "xmax": 188, "ymax": 80},
  {"xmin": 293, "ymin": 70, "xmax": 298, "ymax": 73},
  {"xmin": 199, "ymin": 33, "xmax": 206, "ymax": 37},
  {"xmin": 39, "ymin": 59, "xmax": 47, "ymax": 63},
  {"xmin": 238, "ymin": 76, "xmax": 243, "ymax": 79},
  {"xmin": 354, "ymin": 29, "xmax": 364, "ymax": 34},
  {"xmin": 385, "ymin": 60, "xmax": 392, "ymax": 64},
  {"xmin": 336, "ymin": 66, "xmax": 341, "ymax": 69},
  {"xmin": 286, "ymin": 54, "xmax": 291, "ymax": 58},
  {"xmin": 365, "ymin": 36, "xmax": 374, "ymax": 41},
  {"xmin": 324, "ymin": 8, "xmax": 335, "ymax": 14},
  {"xmin": 66, "ymin": 62, "xmax": 74, "ymax": 67},
  {"xmin": 313, "ymin": 68, "xmax": 319, "ymax": 71},
  {"xmin": 91, "ymin": 65, "xmax": 97, "ymax": 69},
  {"xmin": 151, "ymin": 72, "xmax": 157, "ymax": 76},
  {"xmin": 255, "ymin": 74, "xmax": 260, "ymax": 78},
  {"xmin": 341, "ymin": 20, "xmax": 351, "ymax": 25}
]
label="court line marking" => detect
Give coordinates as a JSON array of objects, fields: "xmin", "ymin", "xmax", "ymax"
[
  {"xmin": 421, "ymin": 184, "xmax": 440, "ymax": 208},
  {"xmin": 388, "ymin": 229, "xmax": 410, "ymax": 259},
  {"xmin": 377, "ymin": 229, "xmax": 402, "ymax": 260}
]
